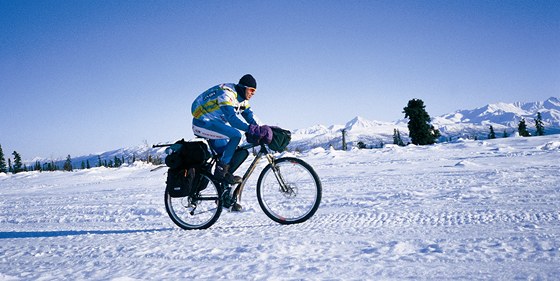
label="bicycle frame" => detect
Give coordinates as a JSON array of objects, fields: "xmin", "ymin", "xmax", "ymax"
[{"xmin": 232, "ymin": 143, "xmax": 289, "ymax": 202}]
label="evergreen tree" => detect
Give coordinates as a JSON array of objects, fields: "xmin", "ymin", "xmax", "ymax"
[
  {"xmin": 0, "ymin": 144, "xmax": 7, "ymax": 173},
  {"xmin": 97, "ymin": 155, "xmax": 102, "ymax": 167},
  {"xmin": 518, "ymin": 118, "xmax": 530, "ymax": 137},
  {"xmin": 12, "ymin": 151, "xmax": 23, "ymax": 174},
  {"xmin": 535, "ymin": 112, "xmax": 545, "ymax": 136},
  {"xmin": 403, "ymin": 99, "xmax": 439, "ymax": 145},
  {"xmin": 81, "ymin": 161, "xmax": 86, "ymax": 170},
  {"xmin": 8, "ymin": 158, "xmax": 13, "ymax": 173},
  {"xmin": 114, "ymin": 156, "xmax": 121, "ymax": 167},
  {"xmin": 86, "ymin": 160, "xmax": 91, "ymax": 169},
  {"xmin": 34, "ymin": 161, "xmax": 42, "ymax": 171},
  {"xmin": 63, "ymin": 155, "xmax": 73, "ymax": 171},
  {"xmin": 503, "ymin": 130, "xmax": 509, "ymax": 138},
  {"xmin": 488, "ymin": 125, "xmax": 496, "ymax": 139},
  {"xmin": 393, "ymin": 128, "xmax": 405, "ymax": 146}
]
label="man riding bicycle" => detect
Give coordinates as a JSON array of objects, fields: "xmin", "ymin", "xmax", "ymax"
[{"xmin": 191, "ymin": 74, "xmax": 272, "ymax": 184}]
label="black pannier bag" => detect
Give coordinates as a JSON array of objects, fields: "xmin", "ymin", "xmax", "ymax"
[
  {"xmin": 166, "ymin": 167, "xmax": 211, "ymax": 198},
  {"xmin": 164, "ymin": 139, "xmax": 211, "ymax": 197},
  {"xmin": 166, "ymin": 168, "xmax": 196, "ymax": 197},
  {"xmin": 268, "ymin": 127, "xmax": 292, "ymax": 152},
  {"xmin": 165, "ymin": 139, "xmax": 211, "ymax": 169}
]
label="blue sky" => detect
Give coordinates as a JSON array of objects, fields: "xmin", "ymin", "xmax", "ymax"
[{"xmin": 1, "ymin": 0, "xmax": 559, "ymax": 160}]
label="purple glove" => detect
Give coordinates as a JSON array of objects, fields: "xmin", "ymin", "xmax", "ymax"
[{"xmin": 247, "ymin": 124, "xmax": 273, "ymax": 144}]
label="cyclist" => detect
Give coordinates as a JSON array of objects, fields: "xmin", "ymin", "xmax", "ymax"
[{"xmin": 191, "ymin": 74, "xmax": 272, "ymax": 184}]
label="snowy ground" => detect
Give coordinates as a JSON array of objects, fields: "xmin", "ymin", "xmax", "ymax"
[{"xmin": 1, "ymin": 135, "xmax": 559, "ymax": 280}]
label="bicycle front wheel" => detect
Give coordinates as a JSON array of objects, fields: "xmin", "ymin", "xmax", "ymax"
[
  {"xmin": 257, "ymin": 157, "xmax": 322, "ymax": 224},
  {"xmin": 165, "ymin": 174, "xmax": 222, "ymax": 230}
]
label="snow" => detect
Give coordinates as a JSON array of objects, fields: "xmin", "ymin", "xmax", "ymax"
[{"xmin": 2, "ymin": 135, "xmax": 560, "ymax": 280}]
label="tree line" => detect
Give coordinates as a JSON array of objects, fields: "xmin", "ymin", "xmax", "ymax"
[{"xmin": 0, "ymin": 145, "xmax": 163, "ymax": 174}]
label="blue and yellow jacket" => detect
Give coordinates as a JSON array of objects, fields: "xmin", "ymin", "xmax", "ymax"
[{"xmin": 191, "ymin": 83, "xmax": 257, "ymax": 131}]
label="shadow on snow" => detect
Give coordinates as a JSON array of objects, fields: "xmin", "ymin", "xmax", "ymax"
[{"xmin": 0, "ymin": 228, "xmax": 174, "ymax": 239}]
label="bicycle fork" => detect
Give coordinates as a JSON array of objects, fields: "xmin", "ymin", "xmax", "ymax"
[{"xmin": 266, "ymin": 154, "xmax": 293, "ymax": 195}]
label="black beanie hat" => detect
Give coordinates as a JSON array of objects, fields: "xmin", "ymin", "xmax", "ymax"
[{"xmin": 238, "ymin": 74, "xmax": 257, "ymax": 89}]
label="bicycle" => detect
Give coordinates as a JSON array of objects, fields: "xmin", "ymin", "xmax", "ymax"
[{"xmin": 156, "ymin": 141, "xmax": 322, "ymax": 230}]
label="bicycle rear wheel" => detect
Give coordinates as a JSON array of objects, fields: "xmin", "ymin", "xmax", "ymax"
[
  {"xmin": 165, "ymin": 174, "xmax": 222, "ymax": 230},
  {"xmin": 257, "ymin": 157, "xmax": 322, "ymax": 224}
]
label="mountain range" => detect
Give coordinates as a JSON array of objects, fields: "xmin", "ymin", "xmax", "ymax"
[
  {"xmin": 290, "ymin": 96, "xmax": 560, "ymax": 151},
  {"xmin": 31, "ymin": 97, "xmax": 560, "ymax": 167}
]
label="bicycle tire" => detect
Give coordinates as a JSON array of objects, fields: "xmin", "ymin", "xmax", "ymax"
[
  {"xmin": 256, "ymin": 157, "xmax": 322, "ymax": 224},
  {"xmin": 164, "ymin": 172, "xmax": 222, "ymax": 230}
]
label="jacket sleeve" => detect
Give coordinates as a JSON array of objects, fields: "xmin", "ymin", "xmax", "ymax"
[
  {"xmin": 241, "ymin": 107, "xmax": 258, "ymax": 125},
  {"xmin": 221, "ymin": 105, "xmax": 249, "ymax": 131}
]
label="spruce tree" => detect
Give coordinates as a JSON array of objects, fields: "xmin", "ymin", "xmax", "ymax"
[
  {"xmin": 12, "ymin": 151, "xmax": 23, "ymax": 174},
  {"xmin": 397, "ymin": 129, "xmax": 405, "ymax": 146},
  {"xmin": 518, "ymin": 118, "xmax": 530, "ymax": 137},
  {"xmin": 0, "ymin": 144, "xmax": 7, "ymax": 173},
  {"xmin": 114, "ymin": 156, "xmax": 121, "ymax": 167},
  {"xmin": 535, "ymin": 112, "xmax": 545, "ymax": 136},
  {"xmin": 63, "ymin": 155, "xmax": 73, "ymax": 171},
  {"xmin": 393, "ymin": 129, "xmax": 405, "ymax": 146},
  {"xmin": 488, "ymin": 125, "xmax": 496, "ymax": 139},
  {"xmin": 403, "ymin": 99, "xmax": 439, "ymax": 145},
  {"xmin": 503, "ymin": 130, "xmax": 509, "ymax": 138}
]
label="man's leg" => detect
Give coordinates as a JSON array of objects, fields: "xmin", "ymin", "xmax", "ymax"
[
  {"xmin": 192, "ymin": 119, "xmax": 242, "ymax": 184},
  {"xmin": 193, "ymin": 121, "xmax": 241, "ymax": 164}
]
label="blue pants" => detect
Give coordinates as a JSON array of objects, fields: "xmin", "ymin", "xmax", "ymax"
[{"xmin": 192, "ymin": 118, "xmax": 242, "ymax": 164}]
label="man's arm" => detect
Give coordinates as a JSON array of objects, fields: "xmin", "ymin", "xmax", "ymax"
[
  {"xmin": 221, "ymin": 105, "xmax": 249, "ymax": 131},
  {"xmin": 241, "ymin": 107, "xmax": 257, "ymax": 125}
]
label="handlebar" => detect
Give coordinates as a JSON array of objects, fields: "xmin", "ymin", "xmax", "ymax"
[{"xmin": 152, "ymin": 143, "xmax": 173, "ymax": 148}]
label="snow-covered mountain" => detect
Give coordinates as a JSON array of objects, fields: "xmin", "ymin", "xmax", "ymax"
[
  {"xmin": 30, "ymin": 97, "xmax": 560, "ymax": 168},
  {"xmin": 433, "ymin": 96, "xmax": 560, "ymax": 139},
  {"xmin": 31, "ymin": 143, "xmax": 171, "ymax": 171},
  {"xmin": 290, "ymin": 116, "xmax": 408, "ymax": 152},
  {"xmin": 290, "ymin": 97, "xmax": 560, "ymax": 151}
]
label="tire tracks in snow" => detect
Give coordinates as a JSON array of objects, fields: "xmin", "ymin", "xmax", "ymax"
[{"xmin": 315, "ymin": 209, "xmax": 560, "ymax": 229}]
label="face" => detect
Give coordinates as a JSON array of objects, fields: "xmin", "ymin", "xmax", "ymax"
[{"xmin": 245, "ymin": 87, "xmax": 256, "ymax": 100}]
